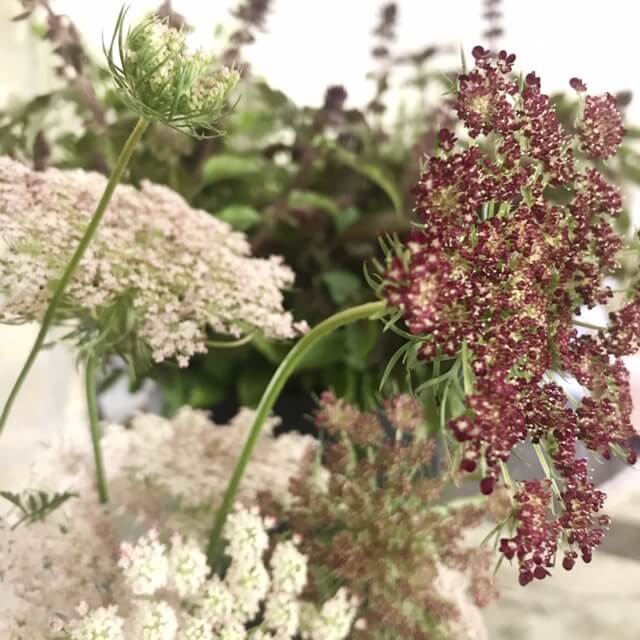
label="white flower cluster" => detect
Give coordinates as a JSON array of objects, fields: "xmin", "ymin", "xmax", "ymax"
[
  {"xmin": 99, "ymin": 407, "xmax": 313, "ymax": 514},
  {"xmin": 66, "ymin": 506, "xmax": 358, "ymax": 640},
  {"xmin": 0, "ymin": 408, "xmax": 313, "ymax": 638},
  {"xmin": 0, "ymin": 157, "xmax": 303, "ymax": 366}
]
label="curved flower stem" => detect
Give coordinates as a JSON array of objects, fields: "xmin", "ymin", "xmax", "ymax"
[
  {"xmin": 206, "ymin": 300, "xmax": 388, "ymax": 567},
  {"xmin": 0, "ymin": 116, "xmax": 149, "ymax": 437},
  {"xmin": 85, "ymin": 356, "xmax": 109, "ymax": 504},
  {"xmin": 207, "ymin": 332, "xmax": 255, "ymax": 349}
]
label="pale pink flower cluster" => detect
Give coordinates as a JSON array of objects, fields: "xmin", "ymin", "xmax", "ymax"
[
  {"xmin": 0, "ymin": 408, "xmax": 312, "ymax": 637},
  {"xmin": 0, "ymin": 157, "xmax": 303, "ymax": 366},
  {"xmin": 63, "ymin": 506, "xmax": 359, "ymax": 640}
]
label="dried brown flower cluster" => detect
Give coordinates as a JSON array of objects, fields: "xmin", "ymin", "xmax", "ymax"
[{"xmin": 262, "ymin": 393, "xmax": 496, "ymax": 640}]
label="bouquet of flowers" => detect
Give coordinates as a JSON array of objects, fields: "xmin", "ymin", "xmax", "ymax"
[{"xmin": 0, "ymin": 3, "xmax": 638, "ymax": 640}]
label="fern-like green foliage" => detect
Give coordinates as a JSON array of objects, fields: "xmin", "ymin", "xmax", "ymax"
[{"xmin": 0, "ymin": 490, "xmax": 78, "ymax": 529}]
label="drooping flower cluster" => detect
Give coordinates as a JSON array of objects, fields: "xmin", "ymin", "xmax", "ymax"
[
  {"xmin": 261, "ymin": 393, "xmax": 497, "ymax": 640},
  {"xmin": 382, "ymin": 46, "xmax": 637, "ymax": 583},
  {"xmin": 0, "ymin": 157, "xmax": 303, "ymax": 367},
  {"xmin": 106, "ymin": 8, "xmax": 240, "ymax": 136},
  {"xmin": 62, "ymin": 505, "xmax": 358, "ymax": 640},
  {"xmin": 0, "ymin": 407, "xmax": 311, "ymax": 637}
]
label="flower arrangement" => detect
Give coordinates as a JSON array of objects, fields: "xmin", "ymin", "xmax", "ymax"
[{"xmin": 0, "ymin": 3, "xmax": 639, "ymax": 640}]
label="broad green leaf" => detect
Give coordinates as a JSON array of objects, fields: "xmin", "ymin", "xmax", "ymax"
[
  {"xmin": 201, "ymin": 154, "xmax": 262, "ymax": 184},
  {"xmin": 335, "ymin": 206, "xmax": 361, "ymax": 232},
  {"xmin": 321, "ymin": 270, "xmax": 363, "ymax": 305},
  {"xmin": 297, "ymin": 332, "xmax": 345, "ymax": 371},
  {"xmin": 252, "ymin": 334, "xmax": 289, "ymax": 365},
  {"xmin": 331, "ymin": 146, "xmax": 403, "ymax": 214},
  {"xmin": 344, "ymin": 322, "xmax": 379, "ymax": 370},
  {"xmin": 237, "ymin": 365, "xmax": 275, "ymax": 407},
  {"xmin": 214, "ymin": 205, "xmax": 261, "ymax": 231},
  {"xmin": 188, "ymin": 383, "xmax": 224, "ymax": 409},
  {"xmin": 288, "ymin": 190, "xmax": 340, "ymax": 216}
]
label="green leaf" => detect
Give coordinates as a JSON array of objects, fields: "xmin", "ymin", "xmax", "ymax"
[
  {"xmin": 335, "ymin": 206, "xmax": 361, "ymax": 232},
  {"xmin": 188, "ymin": 383, "xmax": 224, "ymax": 409},
  {"xmin": 252, "ymin": 334, "xmax": 289, "ymax": 365},
  {"xmin": 321, "ymin": 270, "xmax": 363, "ymax": 305},
  {"xmin": 344, "ymin": 322, "xmax": 379, "ymax": 370},
  {"xmin": 288, "ymin": 190, "xmax": 340, "ymax": 216},
  {"xmin": 0, "ymin": 490, "xmax": 77, "ymax": 528},
  {"xmin": 214, "ymin": 205, "xmax": 261, "ymax": 231},
  {"xmin": 201, "ymin": 154, "xmax": 262, "ymax": 184},
  {"xmin": 237, "ymin": 365, "xmax": 273, "ymax": 407},
  {"xmin": 379, "ymin": 341, "xmax": 412, "ymax": 391},
  {"xmin": 331, "ymin": 146, "xmax": 403, "ymax": 214},
  {"xmin": 297, "ymin": 332, "xmax": 345, "ymax": 371}
]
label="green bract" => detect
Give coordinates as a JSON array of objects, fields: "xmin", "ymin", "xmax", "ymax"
[{"xmin": 105, "ymin": 7, "xmax": 240, "ymax": 137}]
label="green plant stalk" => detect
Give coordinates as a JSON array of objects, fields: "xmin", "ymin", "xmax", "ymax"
[
  {"xmin": 85, "ymin": 356, "xmax": 109, "ymax": 504},
  {"xmin": 206, "ymin": 300, "xmax": 387, "ymax": 567},
  {"xmin": 0, "ymin": 116, "xmax": 149, "ymax": 436}
]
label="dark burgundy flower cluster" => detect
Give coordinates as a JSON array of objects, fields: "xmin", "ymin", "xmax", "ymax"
[
  {"xmin": 383, "ymin": 46, "xmax": 637, "ymax": 584},
  {"xmin": 577, "ymin": 92, "xmax": 625, "ymax": 159}
]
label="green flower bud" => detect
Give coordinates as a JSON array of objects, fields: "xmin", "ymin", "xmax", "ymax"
[{"xmin": 105, "ymin": 6, "xmax": 240, "ymax": 137}]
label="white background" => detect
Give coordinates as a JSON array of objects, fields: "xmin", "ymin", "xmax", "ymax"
[{"xmin": 2, "ymin": 0, "xmax": 638, "ymax": 116}]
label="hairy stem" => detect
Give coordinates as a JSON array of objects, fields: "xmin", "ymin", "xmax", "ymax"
[
  {"xmin": 0, "ymin": 116, "xmax": 149, "ymax": 436},
  {"xmin": 206, "ymin": 300, "xmax": 387, "ymax": 567},
  {"xmin": 85, "ymin": 356, "xmax": 109, "ymax": 504}
]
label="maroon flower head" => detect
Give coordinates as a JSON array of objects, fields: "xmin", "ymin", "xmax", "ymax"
[
  {"xmin": 570, "ymin": 77, "xmax": 587, "ymax": 92},
  {"xmin": 380, "ymin": 45, "xmax": 639, "ymax": 584},
  {"xmin": 577, "ymin": 93, "xmax": 625, "ymax": 159}
]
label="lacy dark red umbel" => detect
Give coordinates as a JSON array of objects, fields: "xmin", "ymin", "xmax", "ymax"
[{"xmin": 384, "ymin": 46, "xmax": 636, "ymax": 584}]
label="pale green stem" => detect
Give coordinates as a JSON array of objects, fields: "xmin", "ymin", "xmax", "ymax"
[
  {"xmin": 533, "ymin": 442, "xmax": 562, "ymax": 502},
  {"xmin": 573, "ymin": 319, "xmax": 606, "ymax": 331},
  {"xmin": 206, "ymin": 300, "xmax": 387, "ymax": 567},
  {"xmin": 85, "ymin": 356, "xmax": 109, "ymax": 504},
  {"xmin": 0, "ymin": 117, "xmax": 149, "ymax": 436},
  {"xmin": 499, "ymin": 460, "xmax": 513, "ymax": 490},
  {"xmin": 207, "ymin": 333, "xmax": 255, "ymax": 349}
]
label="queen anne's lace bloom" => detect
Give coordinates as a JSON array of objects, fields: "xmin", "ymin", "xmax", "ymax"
[
  {"xmin": 0, "ymin": 157, "xmax": 302, "ymax": 366},
  {"xmin": 300, "ymin": 589, "xmax": 359, "ymax": 640},
  {"xmin": 223, "ymin": 505, "xmax": 270, "ymax": 565},
  {"xmin": 127, "ymin": 600, "xmax": 179, "ymax": 640},
  {"xmin": 225, "ymin": 558, "xmax": 271, "ymax": 621},
  {"xmin": 0, "ymin": 408, "xmax": 311, "ymax": 638},
  {"xmin": 269, "ymin": 540, "xmax": 308, "ymax": 596},
  {"xmin": 198, "ymin": 577, "xmax": 236, "ymax": 627},
  {"xmin": 119, "ymin": 530, "xmax": 169, "ymax": 596},
  {"xmin": 168, "ymin": 535, "xmax": 209, "ymax": 598},
  {"xmin": 60, "ymin": 507, "xmax": 357, "ymax": 640},
  {"xmin": 263, "ymin": 592, "xmax": 300, "ymax": 636},
  {"xmin": 68, "ymin": 605, "xmax": 125, "ymax": 640},
  {"xmin": 382, "ymin": 46, "xmax": 638, "ymax": 583},
  {"xmin": 176, "ymin": 617, "xmax": 214, "ymax": 640}
]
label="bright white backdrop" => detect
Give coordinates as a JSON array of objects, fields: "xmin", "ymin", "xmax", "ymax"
[{"xmin": 48, "ymin": 0, "xmax": 639, "ymax": 118}]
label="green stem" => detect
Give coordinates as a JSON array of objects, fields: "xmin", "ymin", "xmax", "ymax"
[
  {"xmin": 573, "ymin": 319, "xmax": 606, "ymax": 331},
  {"xmin": 85, "ymin": 357, "xmax": 109, "ymax": 504},
  {"xmin": 207, "ymin": 333, "xmax": 255, "ymax": 349},
  {"xmin": 0, "ymin": 116, "xmax": 149, "ymax": 437},
  {"xmin": 206, "ymin": 300, "xmax": 387, "ymax": 567}
]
